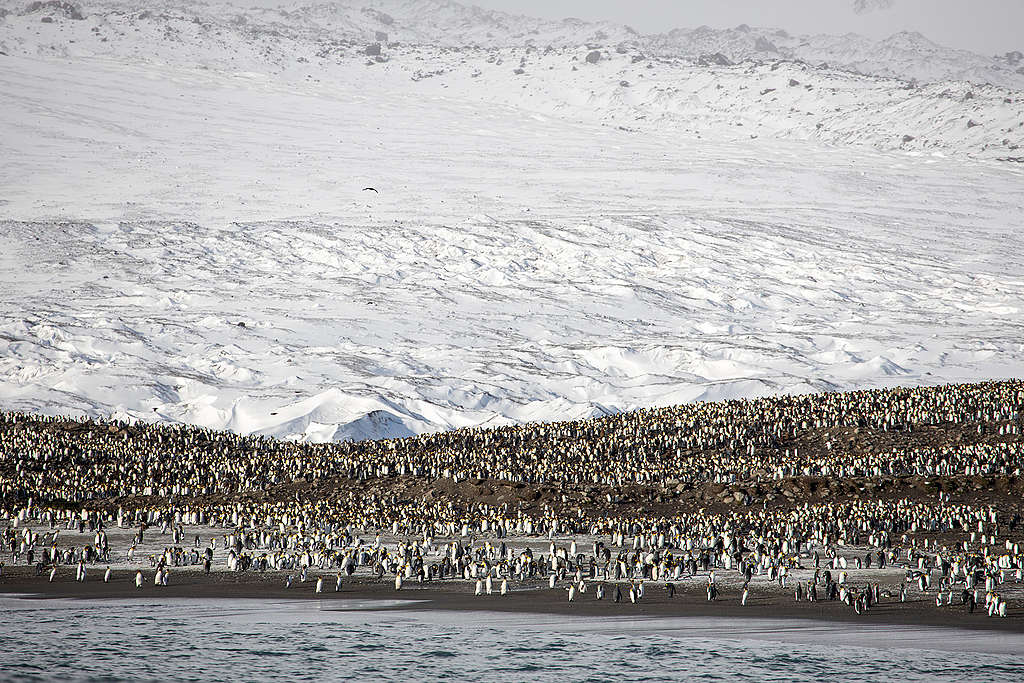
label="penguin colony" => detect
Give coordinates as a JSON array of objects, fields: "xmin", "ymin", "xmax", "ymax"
[{"xmin": 0, "ymin": 380, "xmax": 1022, "ymax": 619}]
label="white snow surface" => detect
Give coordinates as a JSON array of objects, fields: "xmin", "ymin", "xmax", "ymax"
[{"xmin": 1, "ymin": 0, "xmax": 1023, "ymax": 441}]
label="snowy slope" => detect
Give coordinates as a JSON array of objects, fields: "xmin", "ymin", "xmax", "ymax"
[
  {"xmin": 2, "ymin": 1, "xmax": 1022, "ymax": 159},
  {"xmin": 1, "ymin": 0, "xmax": 1022, "ymax": 87},
  {"xmin": 647, "ymin": 27, "xmax": 1024, "ymax": 90},
  {"xmin": 1, "ymin": 1, "xmax": 1023, "ymax": 441}
]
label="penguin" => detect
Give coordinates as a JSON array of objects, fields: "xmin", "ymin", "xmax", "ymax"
[
  {"xmin": 500, "ymin": 578, "xmax": 508, "ymax": 595},
  {"xmin": 48, "ymin": 566, "xmax": 56, "ymax": 583},
  {"xmin": 474, "ymin": 578, "xmax": 482, "ymax": 596},
  {"xmin": 395, "ymin": 574, "xmax": 403, "ymax": 591},
  {"xmin": 135, "ymin": 570, "xmax": 143, "ymax": 589},
  {"xmin": 315, "ymin": 577, "xmax": 323, "ymax": 593},
  {"xmin": 103, "ymin": 566, "xmax": 111, "ymax": 583}
]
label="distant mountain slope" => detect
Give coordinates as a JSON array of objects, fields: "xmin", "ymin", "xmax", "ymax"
[
  {"xmin": 1, "ymin": 0, "xmax": 1022, "ymax": 87},
  {"xmin": 1, "ymin": 0, "xmax": 1021, "ymax": 159},
  {"xmin": 646, "ymin": 27, "xmax": 1024, "ymax": 89}
]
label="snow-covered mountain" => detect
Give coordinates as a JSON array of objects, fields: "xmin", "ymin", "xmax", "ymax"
[
  {"xmin": 1, "ymin": 0, "xmax": 1021, "ymax": 159},
  {"xmin": 646, "ymin": 27, "xmax": 1024, "ymax": 90},
  {"xmin": 1, "ymin": 1, "xmax": 1023, "ymax": 441},
  {"xmin": 2, "ymin": 0, "xmax": 1022, "ymax": 87}
]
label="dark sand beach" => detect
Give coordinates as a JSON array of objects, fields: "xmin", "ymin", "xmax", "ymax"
[{"xmin": 3, "ymin": 566, "xmax": 1023, "ymax": 635}]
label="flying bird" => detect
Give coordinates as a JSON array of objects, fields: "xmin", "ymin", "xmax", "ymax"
[{"xmin": 362, "ymin": 187, "xmax": 379, "ymax": 193}]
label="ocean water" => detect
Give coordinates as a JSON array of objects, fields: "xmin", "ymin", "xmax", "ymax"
[{"xmin": 1, "ymin": 597, "xmax": 1023, "ymax": 682}]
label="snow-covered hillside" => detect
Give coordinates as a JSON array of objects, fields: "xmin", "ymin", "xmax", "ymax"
[
  {"xmin": 1, "ymin": 1, "xmax": 1023, "ymax": 441},
  {"xmin": 647, "ymin": 27, "xmax": 1024, "ymax": 90},
  {"xmin": 2, "ymin": 0, "xmax": 1022, "ymax": 87},
  {"xmin": 1, "ymin": 0, "xmax": 1022, "ymax": 159}
]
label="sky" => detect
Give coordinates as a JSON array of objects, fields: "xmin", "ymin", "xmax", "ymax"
[{"xmin": 464, "ymin": 0, "xmax": 1022, "ymax": 56}]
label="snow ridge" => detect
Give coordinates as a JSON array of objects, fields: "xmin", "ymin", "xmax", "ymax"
[{"xmin": 1, "ymin": 0, "xmax": 1022, "ymax": 86}]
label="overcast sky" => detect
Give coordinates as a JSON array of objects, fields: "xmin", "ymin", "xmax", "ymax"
[{"xmin": 465, "ymin": 0, "xmax": 1022, "ymax": 56}]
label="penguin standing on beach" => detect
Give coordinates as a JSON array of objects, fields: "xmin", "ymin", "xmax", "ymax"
[
  {"xmin": 103, "ymin": 566, "xmax": 111, "ymax": 583},
  {"xmin": 135, "ymin": 570, "xmax": 143, "ymax": 589}
]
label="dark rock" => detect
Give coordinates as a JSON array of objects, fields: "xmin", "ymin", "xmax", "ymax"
[
  {"xmin": 967, "ymin": 119, "xmax": 981, "ymax": 128},
  {"xmin": 364, "ymin": 43, "xmax": 382, "ymax": 57},
  {"xmin": 902, "ymin": 134, "xmax": 916, "ymax": 143},
  {"xmin": 26, "ymin": 1, "xmax": 83, "ymax": 20},
  {"xmin": 788, "ymin": 78, "xmax": 800, "ymax": 87},
  {"xmin": 362, "ymin": 8, "xmax": 393, "ymax": 25},
  {"xmin": 585, "ymin": 50, "xmax": 602, "ymax": 64},
  {"xmin": 697, "ymin": 52, "xmax": 732, "ymax": 67}
]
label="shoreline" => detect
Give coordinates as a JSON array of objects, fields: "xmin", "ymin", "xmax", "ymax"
[{"xmin": 4, "ymin": 569, "xmax": 1022, "ymax": 636}]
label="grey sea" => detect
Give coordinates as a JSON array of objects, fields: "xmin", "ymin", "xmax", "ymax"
[{"xmin": 2, "ymin": 597, "xmax": 1024, "ymax": 682}]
